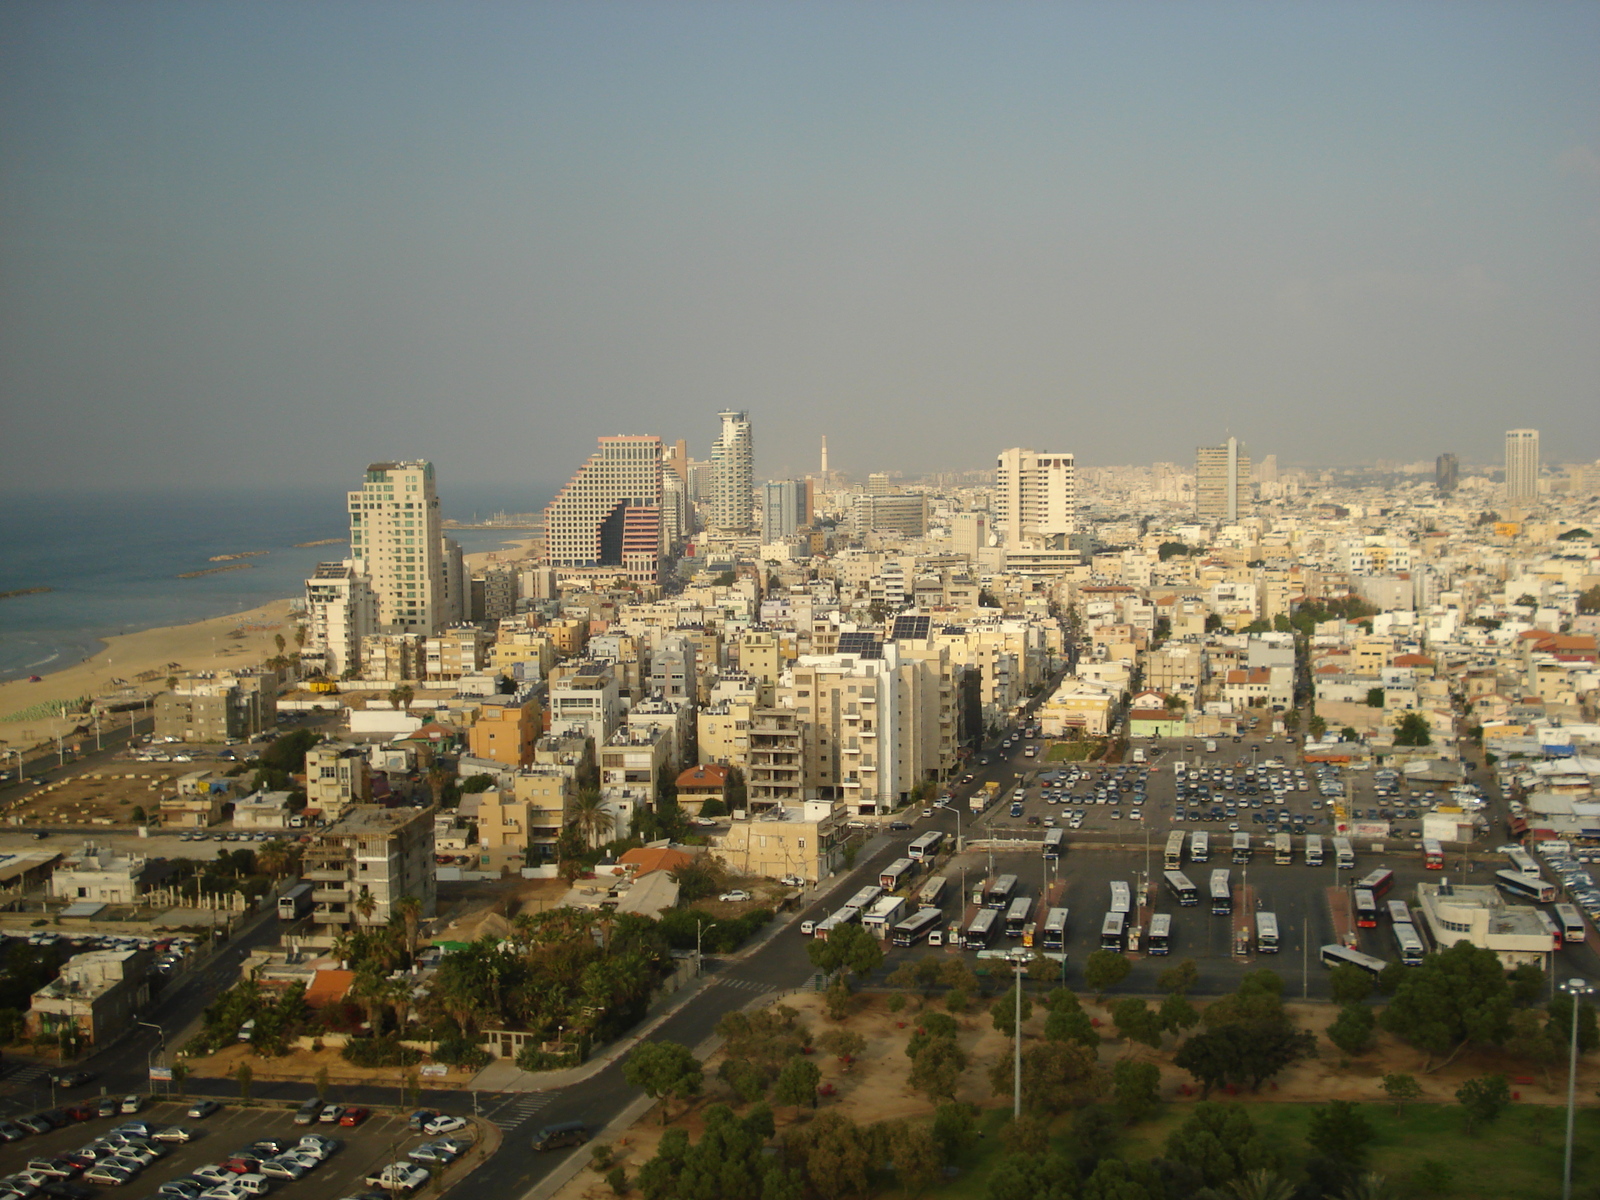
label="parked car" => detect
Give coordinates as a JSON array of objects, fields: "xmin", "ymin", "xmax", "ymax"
[
  {"xmin": 317, "ymin": 1104, "xmax": 345, "ymax": 1124},
  {"xmin": 531, "ymin": 1120, "xmax": 590, "ymax": 1152},
  {"xmin": 406, "ymin": 1111, "xmax": 439, "ymax": 1133},
  {"xmin": 337, "ymin": 1107, "xmax": 369, "ymax": 1127},
  {"xmin": 185, "ymin": 1100, "xmax": 220, "ymax": 1120},
  {"xmin": 292, "ymin": 1098, "xmax": 322, "ymax": 1126},
  {"xmin": 152, "ymin": 1127, "xmax": 197, "ymax": 1144},
  {"xmin": 83, "ymin": 1165, "xmax": 135, "ymax": 1187},
  {"xmin": 46, "ymin": 1071, "xmax": 95, "ymax": 1088},
  {"xmin": 422, "ymin": 1115, "xmax": 467, "ymax": 1136},
  {"xmin": 716, "ymin": 891, "xmax": 750, "ymax": 903},
  {"xmin": 118, "ymin": 1095, "xmax": 144, "ymax": 1115}
]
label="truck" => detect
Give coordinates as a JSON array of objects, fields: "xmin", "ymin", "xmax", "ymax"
[
  {"xmin": 364, "ymin": 1164, "xmax": 431, "ymax": 1194},
  {"xmin": 971, "ymin": 781, "xmax": 999, "ymax": 814}
]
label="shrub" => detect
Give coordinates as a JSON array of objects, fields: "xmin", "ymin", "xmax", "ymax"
[
  {"xmin": 605, "ymin": 1165, "xmax": 628, "ymax": 1195},
  {"xmin": 432, "ymin": 1035, "xmax": 491, "ymax": 1070},
  {"xmin": 340, "ymin": 1035, "xmax": 421, "ymax": 1068}
]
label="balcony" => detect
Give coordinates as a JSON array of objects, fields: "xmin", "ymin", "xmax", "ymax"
[{"xmin": 312, "ymin": 887, "xmax": 351, "ymax": 904}]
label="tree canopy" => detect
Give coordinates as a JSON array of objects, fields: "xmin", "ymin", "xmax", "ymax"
[{"xmin": 1380, "ymin": 941, "xmax": 1513, "ymax": 1068}]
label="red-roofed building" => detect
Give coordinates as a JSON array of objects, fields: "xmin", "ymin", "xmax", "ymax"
[
  {"xmin": 618, "ymin": 846, "xmax": 695, "ymax": 878},
  {"xmin": 675, "ymin": 764, "xmax": 729, "ymax": 815}
]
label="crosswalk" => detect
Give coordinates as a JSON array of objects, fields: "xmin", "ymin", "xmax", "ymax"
[
  {"xmin": 488, "ymin": 1092, "xmax": 554, "ymax": 1132},
  {"xmin": 0, "ymin": 1063, "xmax": 50, "ymax": 1089},
  {"xmin": 711, "ymin": 975, "xmax": 773, "ymax": 995}
]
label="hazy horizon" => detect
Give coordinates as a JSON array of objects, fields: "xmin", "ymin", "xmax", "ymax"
[{"xmin": 3, "ymin": 2, "xmax": 1596, "ymax": 490}]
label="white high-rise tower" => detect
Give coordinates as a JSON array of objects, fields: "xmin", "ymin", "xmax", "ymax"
[
  {"xmin": 348, "ymin": 460, "xmax": 443, "ymax": 633},
  {"xmin": 710, "ymin": 410, "xmax": 754, "ymax": 533},
  {"xmin": 1505, "ymin": 428, "xmax": 1539, "ymax": 504},
  {"xmin": 994, "ymin": 448, "xmax": 1076, "ymax": 548}
]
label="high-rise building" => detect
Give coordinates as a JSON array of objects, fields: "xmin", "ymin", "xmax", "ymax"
[
  {"xmin": 1435, "ymin": 453, "xmax": 1459, "ymax": 496},
  {"xmin": 710, "ymin": 410, "xmax": 754, "ymax": 532},
  {"xmin": 762, "ymin": 479, "xmax": 803, "ymax": 540},
  {"xmin": 993, "ymin": 449, "xmax": 1076, "ymax": 548},
  {"xmin": 348, "ymin": 461, "xmax": 444, "ymax": 633},
  {"xmin": 1505, "ymin": 429, "xmax": 1539, "ymax": 504},
  {"xmin": 303, "ymin": 561, "xmax": 377, "ymax": 677},
  {"xmin": 1195, "ymin": 438, "xmax": 1251, "ymax": 523},
  {"xmin": 542, "ymin": 435, "xmax": 664, "ymax": 585}
]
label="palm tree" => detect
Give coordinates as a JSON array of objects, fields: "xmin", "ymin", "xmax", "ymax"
[
  {"xmin": 350, "ymin": 967, "xmax": 389, "ymax": 1035},
  {"xmin": 1337, "ymin": 1175, "xmax": 1394, "ymax": 1200},
  {"xmin": 1225, "ymin": 1170, "xmax": 1298, "ymax": 1200},
  {"xmin": 394, "ymin": 895, "xmax": 423, "ymax": 960},
  {"xmin": 569, "ymin": 788, "xmax": 613, "ymax": 850},
  {"xmin": 383, "ymin": 977, "xmax": 415, "ymax": 1032},
  {"xmin": 256, "ymin": 840, "xmax": 294, "ymax": 879},
  {"xmin": 354, "ymin": 886, "xmax": 378, "ymax": 927}
]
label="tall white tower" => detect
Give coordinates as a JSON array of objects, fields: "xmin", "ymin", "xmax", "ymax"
[
  {"xmin": 348, "ymin": 460, "xmax": 443, "ymax": 634},
  {"xmin": 1505, "ymin": 428, "xmax": 1539, "ymax": 504},
  {"xmin": 710, "ymin": 410, "xmax": 754, "ymax": 533},
  {"xmin": 993, "ymin": 448, "xmax": 1076, "ymax": 548}
]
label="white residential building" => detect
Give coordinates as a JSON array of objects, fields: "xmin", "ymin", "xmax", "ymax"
[{"xmin": 348, "ymin": 460, "xmax": 445, "ymax": 634}]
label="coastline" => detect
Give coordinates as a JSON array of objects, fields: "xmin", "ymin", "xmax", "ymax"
[{"xmin": 0, "ymin": 535, "xmax": 539, "ymax": 753}]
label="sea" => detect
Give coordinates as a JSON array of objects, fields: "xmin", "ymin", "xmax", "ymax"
[{"xmin": 0, "ymin": 483, "xmax": 554, "ymax": 685}]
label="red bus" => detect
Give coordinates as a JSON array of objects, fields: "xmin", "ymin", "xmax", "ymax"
[{"xmin": 1423, "ymin": 839, "xmax": 1444, "ymax": 870}]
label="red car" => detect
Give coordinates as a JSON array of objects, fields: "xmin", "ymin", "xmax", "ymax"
[
  {"xmin": 223, "ymin": 1157, "xmax": 262, "ymax": 1174},
  {"xmin": 338, "ymin": 1106, "xmax": 370, "ymax": 1127}
]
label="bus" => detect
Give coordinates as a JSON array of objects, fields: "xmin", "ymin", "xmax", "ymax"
[
  {"xmin": 277, "ymin": 882, "xmax": 313, "ymax": 921},
  {"xmin": 917, "ymin": 875, "xmax": 947, "ymax": 911},
  {"xmin": 1386, "ymin": 900, "xmax": 1412, "ymax": 926},
  {"xmin": 1534, "ymin": 909, "xmax": 1563, "ymax": 952},
  {"xmin": 1109, "ymin": 880, "xmax": 1132, "ymax": 914},
  {"xmin": 1164, "ymin": 831, "xmax": 1186, "ymax": 871},
  {"xmin": 813, "ymin": 906, "xmax": 861, "ymax": 941},
  {"xmin": 1274, "ymin": 833, "xmax": 1292, "ymax": 865},
  {"xmin": 1190, "ymin": 831, "xmax": 1210, "ymax": 864},
  {"xmin": 1163, "ymin": 871, "xmax": 1199, "ymax": 907},
  {"xmin": 1320, "ymin": 944, "xmax": 1389, "ymax": 976},
  {"xmin": 1391, "ymin": 922, "xmax": 1426, "ymax": 965},
  {"xmin": 844, "ymin": 885, "xmax": 884, "ymax": 912},
  {"xmin": 1495, "ymin": 870, "xmax": 1557, "ymax": 904},
  {"xmin": 1209, "ymin": 869, "xmax": 1233, "ymax": 916},
  {"xmin": 986, "ymin": 874, "xmax": 1019, "ymax": 910},
  {"xmin": 1256, "ymin": 911, "xmax": 1280, "ymax": 954},
  {"xmin": 1005, "ymin": 896, "xmax": 1035, "ymax": 939},
  {"xmin": 1232, "ymin": 832, "xmax": 1252, "ymax": 864},
  {"xmin": 892, "ymin": 908, "xmax": 944, "ymax": 948},
  {"xmin": 879, "ymin": 858, "xmax": 918, "ymax": 892},
  {"xmin": 963, "ymin": 908, "xmax": 998, "ymax": 950},
  {"xmin": 1353, "ymin": 889, "xmax": 1378, "ymax": 928},
  {"xmin": 907, "ymin": 831, "xmax": 945, "ymax": 862},
  {"xmin": 1358, "ymin": 869, "xmax": 1394, "ymax": 899},
  {"xmin": 1044, "ymin": 827, "xmax": 1067, "ymax": 861},
  {"xmin": 1506, "ymin": 848, "xmax": 1540, "ymax": 877},
  {"xmin": 1041, "ymin": 907, "xmax": 1069, "ymax": 951},
  {"xmin": 1147, "ymin": 913, "xmax": 1172, "ymax": 956},
  {"xmin": 1333, "ymin": 837, "xmax": 1355, "ymax": 871},
  {"xmin": 1554, "ymin": 902, "xmax": 1588, "ymax": 944},
  {"xmin": 1100, "ymin": 911, "xmax": 1127, "ymax": 952},
  {"xmin": 1305, "ymin": 835, "xmax": 1324, "ymax": 867},
  {"xmin": 1423, "ymin": 839, "xmax": 1444, "ymax": 870}
]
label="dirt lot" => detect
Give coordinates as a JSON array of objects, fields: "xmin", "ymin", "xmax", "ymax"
[
  {"xmin": 544, "ymin": 986, "xmax": 1600, "ymax": 1200},
  {"xmin": 3, "ymin": 765, "xmax": 200, "ymax": 827},
  {"xmin": 183, "ymin": 1042, "xmax": 482, "ymax": 1092}
]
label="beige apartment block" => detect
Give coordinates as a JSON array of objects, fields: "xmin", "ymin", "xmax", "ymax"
[
  {"xmin": 467, "ymin": 696, "xmax": 541, "ymax": 768},
  {"xmin": 304, "ymin": 805, "xmax": 436, "ymax": 935},
  {"xmin": 715, "ymin": 799, "xmax": 844, "ymax": 885},
  {"xmin": 477, "ymin": 769, "xmax": 572, "ymax": 870},
  {"xmin": 600, "ymin": 726, "xmax": 673, "ymax": 832},
  {"xmin": 303, "ymin": 745, "xmax": 373, "ymax": 819},
  {"xmin": 747, "ymin": 708, "xmax": 807, "ymax": 812},
  {"xmin": 154, "ymin": 669, "xmax": 279, "ymax": 744},
  {"xmin": 27, "ymin": 949, "xmax": 151, "ymax": 1047},
  {"xmin": 489, "ymin": 629, "xmax": 558, "ymax": 682},
  {"xmin": 425, "ymin": 625, "xmax": 493, "ymax": 681}
]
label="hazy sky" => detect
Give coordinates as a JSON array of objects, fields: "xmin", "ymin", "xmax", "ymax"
[{"xmin": 3, "ymin": 1, "xmax": 1597, "ymax": 492}]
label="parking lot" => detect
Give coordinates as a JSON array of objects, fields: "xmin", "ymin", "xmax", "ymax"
[{"xmin": 0, "ymin": 1097, "xmax": 482, "ymax": 1199}]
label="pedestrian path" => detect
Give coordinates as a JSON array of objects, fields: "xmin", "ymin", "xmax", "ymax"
[
  {"xmin": 0, "ymin": 1063, "xmax": 50, "ymax": 1089},
  {"xmin": 486, "ymin": 1091, "xmax": 554, "ymax": 1132},
  {"xmin": 710, "ymin": 975, "xmax": 772, "ymax": 995}
]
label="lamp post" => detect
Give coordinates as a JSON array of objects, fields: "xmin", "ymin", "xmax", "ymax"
[
  {"xmin": 1560, "ymin": 977, "xmax": 1594, "ymax": 1200},
  {"xmin": 1007, "ymin": 950, "xmax": 1029, "ymax": 1119}
]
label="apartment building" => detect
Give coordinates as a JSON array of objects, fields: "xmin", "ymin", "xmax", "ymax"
[
  {"xmin": 714, "ymin": 799, "xmax": 844, "ymax": 885},
  {"xmin": 304, "ymin": 806, "xmax": 436, "ymax": 935},
  {"xmin": 994, "ymin": 448, "xmax": 1076, "ymax": 548},
  {"xmin": 348, "ymin": 460, "xmax": 445, "ymax": 634},
  {"xmin": 1196, "ymin": 437, "xmax": 1251, "ymax": 523},
  {"xmin": 425, "ymin": 625, "xmax": 493, "ymax": 682},
  {"xmin": 1505, "ymin": 428, "xmax": 1540, "ymax": 505},
  {"xmin": 542, "ymin": 435, "xmax": 665, "ymax": 585},
  {"xmin": 303, "ymin": 745, "xmax": 373, "ymax": 819},
  {"xmin": 302, "ymin": 561, "xmax": 377, "ymax": 678},
  {"xmin": 27, "ymin": 949, "xmax": 151, "ymax": 1047},
  {"xmin": 547, "ymin": 663, "xmax": 625, "ymax": 745},
  {"xmin": 747, "ymin": 708, "xmax": 806, "ymax": 812},
  {"xmin": 476, "ymin": 768, "xmax": 573, "ymax": 870},
  {"xmin": 154, "ymin": 669, "xmax": 279, "ymax": 744},
  {"xmin": 599, "ymin": 726, "xmax": 673, "ymax": 832},
  {"xmin": 710, "ymin": 410, "xmax": 755, "ymax": 533},
  {"xmin": 467, "ymin": 695, "xmax": 541, "ymax": 768}
]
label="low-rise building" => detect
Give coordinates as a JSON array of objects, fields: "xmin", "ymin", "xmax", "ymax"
[
  {"xmin": 477, "ymin": 768, "xmax": 573, "ymax": 871},
  {"xmin": 27, "ymin": 949, "xmax": 151, "ymax": 1047},
  {"xmin": 154, "ymin": 669, "xmax": 279, "ymax": 743},
  {"xmin": 714, "ymin": 799, "xmax": 844, "ymax": 885},
  {"xmin": 233, "ymin": 790, "xmax": 296, "ymax": 830},
  {"xmin": 675, "ymin": 764, "xmax": 729, "ymax": 816},
  {"xmin": 1414, "ymin": 880, "xmax": 1553, "ymax": 969},
  {"xmin": 49, "ymin": 846, "xmax": 149, "ymax": 904},
  {"xmin": 304, "ymin": 745, "xmax": 373, "ymax": 819},
  {"xmin": 158, "ymin": 771, "xmax": 236, "ymax": 828}
]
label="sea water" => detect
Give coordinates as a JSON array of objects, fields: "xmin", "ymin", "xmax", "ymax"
[{"xmin": 0, "ymin": 483, "xmax": 552, "ymax": 683}]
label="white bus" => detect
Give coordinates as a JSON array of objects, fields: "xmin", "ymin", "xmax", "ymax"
[
  {"xmin": 907, "ymin": 831, "xmax": 945, "ymax": 862},
  {"xmin": 1044, "ymin": 827, "xmax": 1067, "ymax": 861},
  {"xmin": 277, "ymin": 882, "xmax": 313, "ymax": 921},
  {"xmin": 1041, "ymin": 907, "xmax": 1069, "ymax": 951},
  {"xmin": 1109, "ymin": 880, "xmax": 1132, "ymax": 914},
  {"xmin": 1273, "ymin": 833, "xmax": 1292, "ymax": 865},
  {"xmin": 1256, "ymin": 911, "xmax": 1280, "ymax": 954},
  {"xmin": 892, "ymin": 908, "xmax": 943, "ymax": 948},
  {"xmin": 916, "ymin": 875, "xmax": 947, "ymax": 911},
  {"xmin": 1385, "ymin": 900, "xmax": 1412, "ymax": 926},
  {"xmin": 1209, "ymin": 869, "xmax": 1233, "ymax": 916},
  {"xmin": 813, "ymin": 906, "xmax": 860, "ymax": 942},
  {"xmin": 963, "ymin": 908, "xmax": 998, "ymax": 950},
  {"xmin": 1232, "ymin": 832, "xmax": 1252, "ymax": 864},
  {"xmin": 1004, "ymin": 896, "xmax": 1035, "ymax": 939},
  {"xmin": 1147, "ymin": 912, "xmax": 1172, "ymax": 956},
  {"xmin": 1162, "ymin": 870, "xmax": 1199, "ymax": 907},
  {"xmin": 1100, "ymin": 911, "xmax": 1127, "ymax": 952},
  {"xmin": 1554, "ymin": 902, "xmax": 1588, "ymax": 944},
  {"xmin": 1164, "ymin": 831, "xmax": 1186, "ymax": 871},
  {"xmin": 1495, "ymin": 870, "xmax": 1558, "ymax": 903},
  {"xmin": 1320, "ymin": 943, "xmax": 1388, "ymax": 976},
  {"xmin": 1534, "ymin": 909, "xmax": 1563, "ymax": 952},
  {"xmin": 1305, "ymin": 834, "xmax": 1324, "ymax": 867},
  {"xmin": 1505, "ymin": 848, "xmax": 1540, "ymax": 877},
  {"xmin": 1190, "ymin": 831, "xmax": 1210, "ymax": 863},
  {"xmin": 986, "ymin": 874, "xmax": 1019, "ymax": 910},
  {"xmin": 844, "ymin": 885, "xmax": 884, "ymax": 912},
  {"xmin": 879, "ymin": 858, "xmax": 918, "ymax": 892},
  {"xmin": 1391, "ymin": 922, "xmax": 1426, "ymax": 966},
  {"xmin": 1333, "ymin": 836, "xmax": 1355, "ymax": 870}
]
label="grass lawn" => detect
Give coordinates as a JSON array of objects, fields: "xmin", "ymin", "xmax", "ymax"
[
  {"xmin": 870, "ymin": 1101, "xmax": 1599, "ymax": 1199},
  {"xmin": 1045, "ymin": 741, "xmax": 1101, "ymax": 762}
]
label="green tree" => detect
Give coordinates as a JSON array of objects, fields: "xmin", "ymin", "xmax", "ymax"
[
  {"xmin": 1112, "ymin": 997, "xmax": 1163, "ymax": 1052},
  {"xmin": 990, "ymin": 1039, "xmax": 1100, "ymax": 1114},
  {"xmin": 1365, "ymin": 688, "xmax": 1385, "ymax": 709},
  {"xmin": 1455, "ymin": 1074, "xmax": 1510, "ymax": 1133},
  {"xmin": 1409, "ymin": 1159, "xmax": 1455, "ymax": 1196},
  {"xmin": 1380, "ymin": 941, "xmax": 1513, "ymax": 1070},
  {"xmin": 1156, "ymin": 959, "xmax": 1199, "ymax": 994},
  {"xmin": 806, "ymin": 922, "xmax": 883, "ymax": 981},
  {"xmin": 1045, "ymin": 1000, "xmax": 1102, "ymax": 1049},
  {"xmin": 1380, "ymin": 1072, "xmax": 1422, "ymax": 1115},
  {"xmin": 772, "ymin": 1055, "xmax": 821, "ymax": 1115},
  {"xmin": 1504, "ymin": 1009, "xmax": 1563, "ymax": 1091},
  {"xmin": 723, "ymin": 765, "xmax": 747, "ymax": 812},
  {"xmin": 1308, "ymin": 715, "xmax": 1328, "ymax": 741},
  {"xmin": 1393, "ymin": 712, "xmax": 1432, "ymax": 747},
  {"xmin": 1174, "ymin": 1023, "xmax": 1314, "ymax": 1098},
  {"xmin": 1083, "ymin": 949, "xmax": 1132, "ymax": 1001},
  {"xmin": 1000, "ymin": 1113, "xmax": 1050, "ymax": 1156},
  {"xmin": 1546, "ymin": 991, "xmax": 1600, "ymax": 1054},
  {"xmin": 1308, "ymin": 1100, "xmax": 1374, "ymax": 1167},
  {"xmin": 908, "ymin": 1037, "xmax": 967, "ymax": 1104},
  {"xmin": 236, "ymin": 1062, "xmax": 253, "ymax": 1103},
  {"xmin": 816, "ymin": 1029, "xmax": 864, "ymax": 1066},
  {"xmin": 1328, "ymin": 1003, "xmax": 1377, "ymax": 1057},
  {"xmin": 930, "ymin": 1102, "xmax": 978, "ymax": 1161},
  {"xmin": 885, "ymin": 1121, "xmax": 944, "ymax": 1196},
  {"xmin": 1328, "ymin": 963, "xmax": 1375, "ymax": 1006},
  {"xmin": 313, "ymin": 1065, "xmax": 330, "ymax": 1102},
  {"xmin": 1163, "ymin": 1103, "xmax": 1273, "ymax": 1189},
  {"xmin": 1112, "ymin": 1058, "xmax": 1162, "ymax": 1124},
  {"xmin": 990, "ymin": 983, "xmax": 1034, "ymax": 1037},
  {"xmin": 1507, "ymin": 963, "xmax": 1544, "ymax": 1005},
  {"xmin": 1158, "ymin": 991, "xmax": 1199, "ymax": 1037},
  {"xmin": 623, "ymin": 1041, "xmax": 704, "ymax": 1124},
  {"xmin": 785, "ymin": 1112, "xmax": 870, "ymax": 1200}
]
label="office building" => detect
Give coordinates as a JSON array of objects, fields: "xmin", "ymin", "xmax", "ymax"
[
  {"xmin": 1435, "ymin": 453, "xmax": 1459, "ymax": 496},
  {"xmin": 1505, "ymin": 429, "xmax": 1539, "ymax": 504},
  {"xmin": 1195, "ymin": 437, "xmax": 1251, "ymax": 523},
  {"xmin": 348, "ymin": 461, "xmax": 444, "ymax": 633},
  {"xmin": 994, "ymin": 449, "xmax": 1076, "ymax": 548},
  {"xmin": 710, "ymin": 410, "xmax": 754, "ymax": 533},
  {"xmin": 762, "ymin": 479, "xmax": 803, "ymax": 540},
  {"xmin": 851, "ymin": 493, "xmax": 929, "ymax": 538},
  {"xmin": 542, "ymin": 435, "xmax": 664, "ymax": 585}
]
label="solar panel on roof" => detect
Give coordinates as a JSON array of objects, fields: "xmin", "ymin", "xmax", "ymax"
[
  {"xmin": 890, "ymin": 615, "xmax": 931, "ymax": 641},
  {"xmin": 836, "ymin": 632, "xmax": 883, "ymax": 658}
]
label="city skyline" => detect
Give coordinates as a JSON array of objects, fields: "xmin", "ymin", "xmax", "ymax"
[{"xmin": 2, "ymin": 2, "xmax": 1596, "ymax": 492}]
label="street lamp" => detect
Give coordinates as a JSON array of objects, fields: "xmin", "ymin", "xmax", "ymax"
[
  {"xmin": 1006, "ymin": 949, "xmax": 1030, "ymax": 1119},
  {"xmin": 1560, "ymin": 977, "xmax": 1594, "ymax": 1200}
]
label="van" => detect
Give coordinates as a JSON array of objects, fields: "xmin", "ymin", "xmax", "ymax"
[
  {"xmin": 927, "ymin": 927, "xmax": 944, "ymax": 947},
  {"xmin": 531, "ymin": 1120, "xmax": 590, "ymax": 1152},
  {"xmin": 1205, "ymin": 739, "xmax": 1217, "ymax": 753},
  {"xmin": 237, "ymin": 1019, "xmax": 256, "ymax": 1043},
  {"xmin": 293, "ymin": 1097, "xmax": 323, "ymax": 1126}
]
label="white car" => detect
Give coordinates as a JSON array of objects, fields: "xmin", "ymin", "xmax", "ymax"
[
  {"xmin": 258, "ymin": 1158, "xmax": 308, "ymax": 1180},
  {"xmin": 800, "ymin": 920, "xmax": 815, "ymax": 936},
  {"xmin": 422, "ymin": 1114, "xmax": 468, "ymax": 1136},
  {"xmin": 717, "ymin": 890, "xmax": 751, "ymax": 903}
]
